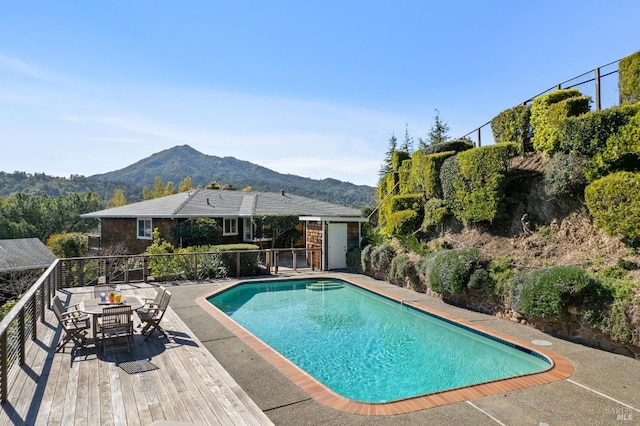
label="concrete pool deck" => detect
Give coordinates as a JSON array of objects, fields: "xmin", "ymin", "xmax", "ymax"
[{"xmin": 167, "ymin": 271, "xmax": 640, "ymax": 425}]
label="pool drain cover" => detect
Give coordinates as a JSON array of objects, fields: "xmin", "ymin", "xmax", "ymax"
[{"xmin": 118, "ymin": 360, "xmax": 159, "ymax": 374}]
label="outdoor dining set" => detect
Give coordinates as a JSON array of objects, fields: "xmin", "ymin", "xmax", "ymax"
[{"xmin": 52, "ymin": 286, "xmax": 172, "ymax": 354}]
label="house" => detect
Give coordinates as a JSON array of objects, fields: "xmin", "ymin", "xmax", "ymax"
[
  {"xmin": 0, "ymin": 238, "xmax": 58, "ymax": 304},
  {"xmin": 81, "ymin": 188, "xmax": 368, "ymax": 270}
]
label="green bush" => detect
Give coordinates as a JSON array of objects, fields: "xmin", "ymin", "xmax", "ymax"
[
  {"xmin": 619, "ymin": 51, "xmax": 640, "ymax": 105},
  {"xmin": 440, "ymin": 155, "xmax": 460, "ymax": 210},
  {"xmin": 370, "ymin": 243, "xmax": 396, "ymax": 274},
  {"xmin": 491, "ymin": 104, "xmax": 533, "ymax": 153},
  {"xmin": 422, "ymin": 198, "xmax": 448, "ymax": 232},
  {"xmin": 531, "ymin": 89, "xmax": 591, "ymax": 154},
  {"xmin": 509, "ymin": 265, "xmax": 593, "ymax": 319},
  {"xmin": 389, "ymin": 254, "xmax": 423, "ymax": 291},
  {"xmin": 398, "ymin": 159, "xmax": 413, "ymax": 194},
  {"xmin": 585, "ymin": 172, "xmax": 640, "ymax": 244},
  {"xmin": 380, "ymin": 193, "xmax": 423, "ymax": 231},
  {"xmin": 170, "ymin": 218, "xmax": 222, "ymax": 247},
  {"xmin": 407, "ymin": 150, "xmax": 456, "ymax": 198},
  {"xmin": 543, "ymin": 152, "xmax": 588, "ymax": 199},
  {"xmin": 587, "ymin": 110, "xmax": 640, "ymax": 180},
  {"xmin": 557, "ymin": 103, "xmax": 640, "ymax": 159},
  {"xmin": 384, "ymin": 209, "xmax": 419, "ymax": 236},
  {"xmin": 421, "ymin": 139, "xmax": 474, "ymax": 155},
  {"xmin": 451, "ymin": 144, "xmax": 518, "ymax": 224},
  {"xmin": 427, "ymin": 247, "xmax": 488, "ymax": 295},
  {"xmin": 489, "ymin": 257, "xmax": 516, "ymax": 298},
  {"xmin": 392, "ymin": 150, "xmax": 411, "ymax": 171},
  {"xmin": 360, "ymin": 244, "xmax": 374, "ymax": 272},
  {"xmin": 46, "ymin": 232, "xmax": 88, "ymax": 258},
  {"xmin": 346, "ymin": 247, "xmax": 361, "ymax": 271}
]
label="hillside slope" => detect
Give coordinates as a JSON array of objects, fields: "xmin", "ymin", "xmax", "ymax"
[{"xmin": 437, "ymin": 154, "xmax": 640, "ymax": 279}]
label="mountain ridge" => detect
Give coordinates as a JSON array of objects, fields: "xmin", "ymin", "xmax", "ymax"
[{"xmin": 1, "ymin": 145, "xmax": 375, "ymax": 208}]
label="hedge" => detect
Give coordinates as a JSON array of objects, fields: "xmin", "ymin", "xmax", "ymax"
[
  {"xmin": 587, "ymin": 110, "xmax": 640, "ymax": 180},
  {"xmin": 585, "ymin": 171, "xmax": 640, "ymax": 244},
  {"xmin": 406, "ymin": 150, "xmax": 456, "ymax": 198},
  {"xmin": 509, "ymin": 265, "xmax": 593, "ymax": 320},
  {"xmin": 420, "ymin": 139, "xmax": 474, "ymax": 155},
  {"xmin": 556, "ymin": 103, "xmax": 640, "ymax": 158},
  {"xmin": 392, "ymin": 150, "xmax": 411, "ymax": 171},
  {"xmin": 383, "ymin": 209, "xmax": 420, "ymax": 236},
  {"xmin": 398, "ymin": 159, "xmax": 413, "ymax": 194},
  {"xmin": 619, "ymin": 50, "xmax": 640, "ymax": 105},
  {"xmin": 427, "ymin": 247, "xmax": 488, "ymax": 295},
  {"xmin": 531, "ymin": 89, "xmax": 591, "ymax": 154},
  {"xmin": 450, "ymin": 143, "xmax": 518, "ymax": 223},
  {"xmin": 491, "ymin": 104, "xmax": 533, "ymax": 153}
]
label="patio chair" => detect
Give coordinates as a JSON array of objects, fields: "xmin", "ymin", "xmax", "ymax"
[
  {"xmin": 97, "ymin": 305, "xmax": 133, "ymax": 353},
  {"xmin": 136, "ymin": 286, "xmax": 166, "ymax": 317},
  {"xmin": 52, "ymin": 296, "xmax": 90, "ymax": 352},
  {"xmin": 137, "ymin": 290, "xmax": 171, "ymax": 340}
]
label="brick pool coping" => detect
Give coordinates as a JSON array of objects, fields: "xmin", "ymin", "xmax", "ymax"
[{"xmin": 195, "ymin": 276, "xmax": 574, "ymax": 416}]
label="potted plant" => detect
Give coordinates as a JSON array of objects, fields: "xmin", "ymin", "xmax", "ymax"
[{"xmin": 109, "ymin": 290, "xmax": 116, "ymax": 303}]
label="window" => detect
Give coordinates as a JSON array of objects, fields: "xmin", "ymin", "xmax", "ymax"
[
  {"xmin": 223, "ymin": 218, "xmax": 238, "ymax": 235},
  {"xmin": 137, "ymin": 218, "xmax": 152, "ymax": 240}
]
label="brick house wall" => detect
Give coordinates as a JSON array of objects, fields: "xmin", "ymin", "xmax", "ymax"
[{"xmin": 100, "ymin": 218, "xmax": 176, "ymax": 254}]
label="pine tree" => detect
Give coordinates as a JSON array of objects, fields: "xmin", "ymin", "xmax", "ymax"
[
  {"xmin": 427, "ymin": 109, "xmax": 450, "ymax": 146},
  {"xmin": 379, "ymin": 133, "xmax": 398, "ymax": 177},
  {"xmin": 400, "ymin": 123, "xmax": 414, "ymax": 152}
]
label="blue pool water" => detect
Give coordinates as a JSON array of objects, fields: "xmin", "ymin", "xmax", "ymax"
[{"xmin": 208, "ymin": 278, "xmax": 550, "ymax": 403}]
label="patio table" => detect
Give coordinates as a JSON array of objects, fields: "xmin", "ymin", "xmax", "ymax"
[{"xmin": 79, "ymin": 295, "xmax": 143, "ymax": 340}]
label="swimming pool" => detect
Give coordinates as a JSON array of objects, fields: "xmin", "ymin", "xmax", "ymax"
[{"xmin": 204, "ymin": 277, "xmax": 564, "ymax": 406}]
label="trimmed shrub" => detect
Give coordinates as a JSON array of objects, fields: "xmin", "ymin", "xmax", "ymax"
[
  {"xmin": 491, "ymin": 104, "xmax": 533, "ymax": 153},
  {"xmin": 398, "ymin": 159, "xmax": 413, "ymax": 194},
  {"xmin": 427, "ymin": 247, "xmax": 488, "ymax": 295},
  {"xmin": 543, "ymin": 152, "xmax": 588, "ymax": 199},
  {"xmin": 421, "ymin": 139, "xmax": 474, "ymax": 155},
  {"xmin": 392, "ymin": 150, "xmax": 411, "ymax": 171},
  {"xmin": 557, "ymin": 103, "xmax": 640, "ymax": 158},
  {"xmin": 384, "ymin": 209, "xmax": 419, "ymax": 236},
  {"xmin": 587, "ymin": 110, "xmax": 640, "ymax": 180},
  {"xmin": 531, "ymin": 89, "xmax": 591, "ymax": 154},
  {"xmin": 422, "ymin": 198, "xmax": 448, "ymax": 232},
  {"xmin": 440, "ymin": 155, "xmax": 460, "ymax": 210},
  {"xmin": 509, "ymin": 265, "xmax": 593, "ymax": 320},
  {"xmin": 585, "ymin": 172, "xmax": 640, "ymax": 244},
  {"xmin": 451, "ymin": 143, "xmax": 518, "ymax": 224},
  {"xmin": 370, "ymin": 243, "xmax": 396, "ymax": 274},
  {"xmin": 619, "ymin": 50, "xmax": 640, "ymax": 105},
  {"xmin": 407, "ymin": 150, "xmax": 456, "ymax": 198}
]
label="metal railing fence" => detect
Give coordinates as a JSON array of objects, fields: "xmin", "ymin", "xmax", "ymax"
[{"xmin": 461, "ymin": 59, "xmax": 621, "ymax": 147}]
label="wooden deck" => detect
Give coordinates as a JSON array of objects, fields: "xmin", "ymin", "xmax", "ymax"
[{"xmin": 0, "ymin": 284, "xmax": 273, "ymax": 426}]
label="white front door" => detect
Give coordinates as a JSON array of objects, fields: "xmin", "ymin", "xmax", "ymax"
[{"xmin": 328, "ymin": 223, "xmax": 347, "ymax": 270}]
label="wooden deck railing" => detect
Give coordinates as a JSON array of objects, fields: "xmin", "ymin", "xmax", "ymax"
[
  {"xmin": 0, "ymin": 247, "xmax": 321, "ymax": 402},
  {"xmin": 0, "ymin": 259, "xmax": 60, "ymax": 402}
]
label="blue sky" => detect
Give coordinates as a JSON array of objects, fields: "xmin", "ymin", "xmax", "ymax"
[{"xmin": 1, "ymin": 1, "xmax": 639, "ymax": 187}]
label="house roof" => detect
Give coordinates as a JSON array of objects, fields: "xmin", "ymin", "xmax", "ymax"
[
  {"xmin": 80, "ymin": 189, "xmax": 364, "ymax": 220},
  {"xmin": 0, "ymin": 238, "xmax": 58, "ymax": 273}
]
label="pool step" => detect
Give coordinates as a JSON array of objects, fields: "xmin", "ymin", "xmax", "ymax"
[{"xmin": 306, "ymin": 281, "xmax": 344, "ymax": 291}]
